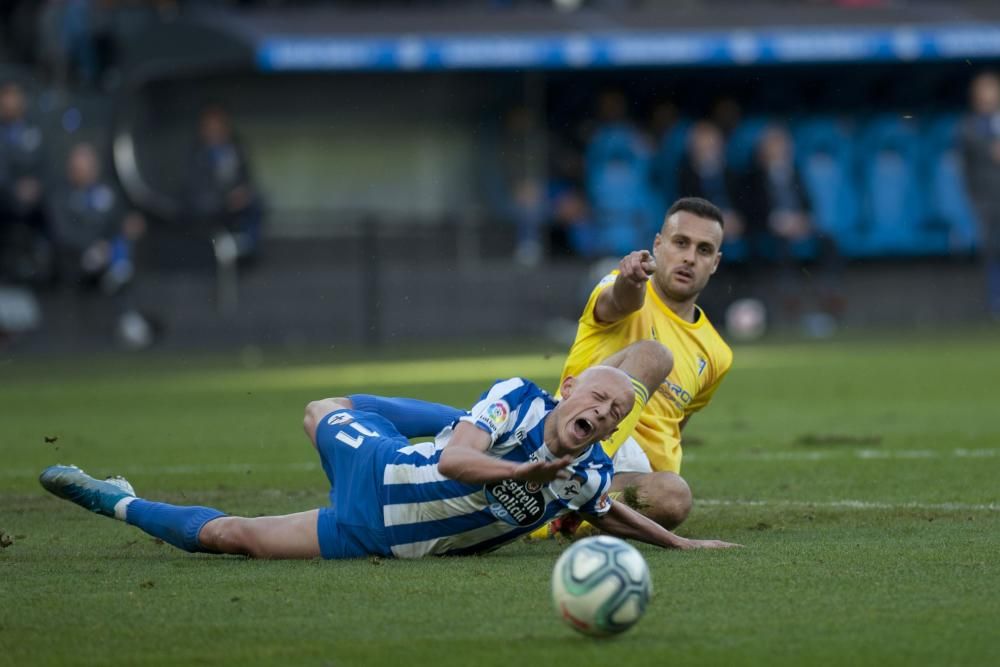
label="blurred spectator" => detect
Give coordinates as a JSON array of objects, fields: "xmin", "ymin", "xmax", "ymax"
[
  {"xmin": 48, "ymin": 141, "xmax": 153, "ymax": 347},
  {"xmin": 38, "ymin": 0, "xmax": 121, "ymax": 89},
  {"xmin": 586, "ymin": 90, "xmax": 657, "ymax": 256},
  {"xmin": 960, "ymin": 71, "xmax": 1000, "ymax": 317},
  {"xmin": 677, "ymin": 121, "xmax": 745, "ymax": 243},
  {"xmin": 647, "ymin": 101, "xmax": 680, "ymax": 144},
  {"xmin": 185, "ymin": 105, "xmax": 264, "ymax": 262},
  {"xmin": 546, "ymin": 145, "xmax": 594, "ymax": 257},
  {"xmin": 741, "ymin": 125, "xmax": 843, "ymax": 332},
  {"xmin": 587, "ymin": 90, "xmax": 652, "ymax": 169},
  {"xmin": 0, "ymin": 81, "xmax": 50, "ymax": 284},
  {"xmin": 647, "ymin": 100, "xmax": 684, "ymax": 206},
  {"xmin": 494, "ymin": 105, "xmax": 547, "ymax": 266},
  {"xmin": 742, "ymin": 126, "xmax": 814, "ymax": 246},
  {"xmin": 1, "ymin": 1, "xmax": 44, "ymax": 65},
  {"xmin": 711, "ymin": 97, "xmax": 743, "ymax": 139}
]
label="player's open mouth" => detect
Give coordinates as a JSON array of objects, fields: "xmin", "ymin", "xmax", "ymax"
[{"xmin": 572, "ymin": 417, "xmax": 594, "ymax": 440}]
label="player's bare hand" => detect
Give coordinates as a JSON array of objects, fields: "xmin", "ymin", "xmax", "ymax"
[
  {"xmin": 678, "ymin": 538, "xmax": 743, "ymax": 550},
  {"xmin": 619, "ymin": 250, "xmax": 656, "ymax": 285},
  {"xmin": 513, "ymin": 456, "xmax": 573, "ymax": 484}
]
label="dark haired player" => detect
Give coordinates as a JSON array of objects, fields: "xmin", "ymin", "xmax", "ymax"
[
  {"xmin": 545, "ymin": 197, "xmax": 733, "ymax": 537},
  {"xmin": 339, "ymin": 198, "xmax": 734, "ymax": 539}
]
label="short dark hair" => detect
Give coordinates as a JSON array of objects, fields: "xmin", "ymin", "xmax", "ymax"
[{"xmin": 665, "ymin": 197, "xmax": 725, "ymax": 228}]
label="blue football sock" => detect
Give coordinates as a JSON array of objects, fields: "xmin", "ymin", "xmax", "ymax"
[
  {"xmin": 349, "ymin": 394, "xmax": 464, "ymax": 438},
  {"xmin": 125, "ymin": 499, "xmax": 225, "ymax": 553}
]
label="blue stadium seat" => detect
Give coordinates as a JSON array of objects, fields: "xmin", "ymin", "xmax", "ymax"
[
  {"xmin": 650, "ymin": 119, "xmax": 693, "ymax": 208},
  {"xmin": 586, "ymin": 123, "xmax": 659, "ymax": 256},
  {"xmin": 587, "ymin": 149, "xmax": 659, "ymax": 257},
  {"xmin": 856, "ymin": 115, "xmax": 929, "ymax": 256},
  {"xmin": 921, "ymin": 115, "xmax": 979, "ymax": 254},
  {"xmin": 792, "ymin": 117, "xmax": 862, "ymax": 256},
  {"xmin": 586, "ymin": 123, "xmax": 651, "ymax": 185}
]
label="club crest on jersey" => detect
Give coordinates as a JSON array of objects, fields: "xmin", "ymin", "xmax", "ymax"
[
  {"xmin": 479, "ymin": 400, "xmax": 510, "ymax": 433},
  {"xmin": 326, "ymin": 412, "xmax": 354, "ymax": 426},
  {"xmin": 553, "ymin": 472, "xmax": 587, "ymax": 500},
  {"xmin": 484, "ymin": 479, "xmax": 546, "ymax": 527}
]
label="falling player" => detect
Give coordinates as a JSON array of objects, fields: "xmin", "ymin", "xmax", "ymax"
[{"xmin": 40, "ymin": 341, "xmax": 738, "ymax": 559}]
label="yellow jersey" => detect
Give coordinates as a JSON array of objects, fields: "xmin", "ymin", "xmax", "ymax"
[{"xmin": 560, "ymin": 271, "xmax": 733, "ymax": 473}]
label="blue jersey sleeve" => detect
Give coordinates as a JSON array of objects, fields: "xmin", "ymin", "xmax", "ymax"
[{"xmin": 459, "ymin": 378, "xmax": 536, "ymax": 445}]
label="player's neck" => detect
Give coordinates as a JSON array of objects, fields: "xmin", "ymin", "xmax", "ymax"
[{"xmin": 651, "ymin": 281, "xmax": 699, "ymax": 323}]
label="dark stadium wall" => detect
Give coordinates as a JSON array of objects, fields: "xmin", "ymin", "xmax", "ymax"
[{"xmin": 125, "ymin": 71, "xmax": 522, "ymax": 229}]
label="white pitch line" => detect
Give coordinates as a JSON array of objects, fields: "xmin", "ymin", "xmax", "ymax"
[
  {"xmin": 2, "ymin": 462, "xmax": 321, "ymax": 479},
  {"xmin": 11, "ymin": 463, "xmax": 996, "ymax": 512},
  {"xmin": 698, "ymin": 498, "xmax": 1000, "ymax": 512},
  {"xmin": 683, "ymin": 448, "xmax": 999, "ymax": 463},
  {"xmin": 6, "ymin": 448, "xmax": 998, "ymax": 479}
]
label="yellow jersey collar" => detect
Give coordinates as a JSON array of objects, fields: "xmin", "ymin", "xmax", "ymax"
[{"xmin": 646, "ymin": 281, "xmax": 706, "ymax": 329}]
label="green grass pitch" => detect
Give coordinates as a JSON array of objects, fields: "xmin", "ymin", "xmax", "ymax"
[{"xmin": 2, "ymin": 334, "xmax": 999, "ymax": 666}]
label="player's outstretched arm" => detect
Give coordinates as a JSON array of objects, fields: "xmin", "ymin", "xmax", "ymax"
[
  {"xmin": 593, "ymin": 250, "xmax": 657, "ymax": 324},
  {"xmin": 584, "ymin": 500, "xmax": 740, "ymax": 550},
  {"xmin": 438, "ymin": 422, "xmax": 573, "ymax": 485}
]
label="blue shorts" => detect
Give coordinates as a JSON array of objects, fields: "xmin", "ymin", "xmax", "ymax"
[{"xmin": 314, "ymin": 409, "xmax": 402, "ymax": 559}]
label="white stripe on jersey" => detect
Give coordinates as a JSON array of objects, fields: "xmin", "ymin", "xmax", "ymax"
[
  {"xmin": 491, "ymin": 396, "xmax": 548, "ymax": 456},
  {"xmin": 472, "ymin": 377, "xmax": 525, "ymax": 410},
  {"xmin": 379, "ymin": 378, "xmax": 613, "ymax": 558},
  {"xmin": 390, "ymin": 518, "xmax": 521, "ymax": 559},
  {"xmin": 395, "ymin": 440, "xmax": 446, "ymax": 459},
  {"xmin": 383, "ymin": 491, "xmax": 488, "ymax": 528},
  {"xmin": 383, "ymin": 461, "xmax": 451, "ymax": 486}
]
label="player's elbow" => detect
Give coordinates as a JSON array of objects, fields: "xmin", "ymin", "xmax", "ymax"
[
  {"xmin": 437, "ymin": 447, "xmax": 471, "ymax": 482},
  {"xmin": 437, "ymin": 448, "xmax": 458, "ymax": 480}
]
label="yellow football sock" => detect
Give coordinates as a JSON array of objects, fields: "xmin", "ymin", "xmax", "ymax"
[{"xmin": 600, "ymin": 376, "xmax": 648, "ymax": 458}]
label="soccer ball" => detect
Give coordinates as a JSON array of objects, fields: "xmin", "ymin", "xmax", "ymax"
[{"xmin": 551, "ymin": 536, "xmax": 652, "ymax": 637}]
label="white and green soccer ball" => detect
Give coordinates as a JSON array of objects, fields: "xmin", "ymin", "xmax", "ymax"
[{"xmin": 551, "ymin": 535, "xmax": 652, "ymax": 637}]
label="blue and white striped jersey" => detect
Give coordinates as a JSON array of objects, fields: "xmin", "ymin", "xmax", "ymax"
[{"xmin": 380, "ymin": 377, "xmax": 614, "ymax": 558}]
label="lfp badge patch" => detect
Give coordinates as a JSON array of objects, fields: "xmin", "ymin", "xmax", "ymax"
[{"xmin": 479, "ymin": 400, "xmax": 510, "ymax": 433}]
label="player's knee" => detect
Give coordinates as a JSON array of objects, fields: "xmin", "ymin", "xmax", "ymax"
[
  {"xmin": 645, "ymin": 340, "xmax": 674, "ymax": 379},
  {"xmin": 640, "ymin": 472, "xmax": 692, "ymax": 530},
  {"xmin": 303, "ymin": 397, "xmax": 353, "ymax": 442},
  {"xmin": 632, "ymin": 340, "xmax": 674, "ymax": 385}
]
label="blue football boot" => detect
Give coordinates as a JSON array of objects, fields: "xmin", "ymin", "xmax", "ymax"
[{"xmin": 39, "ymin": 465, "xmax": 135, "ymax": 518}]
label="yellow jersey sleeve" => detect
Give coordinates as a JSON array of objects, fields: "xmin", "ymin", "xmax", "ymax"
[{"xmin": 578, "ymin": 271, "xmax": 619, "ymax": 329}]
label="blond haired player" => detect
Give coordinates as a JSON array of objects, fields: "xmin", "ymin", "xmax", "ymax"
[{"xmin": 545, "ymin": 197, "xmax": 733, "ymax": 534}]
